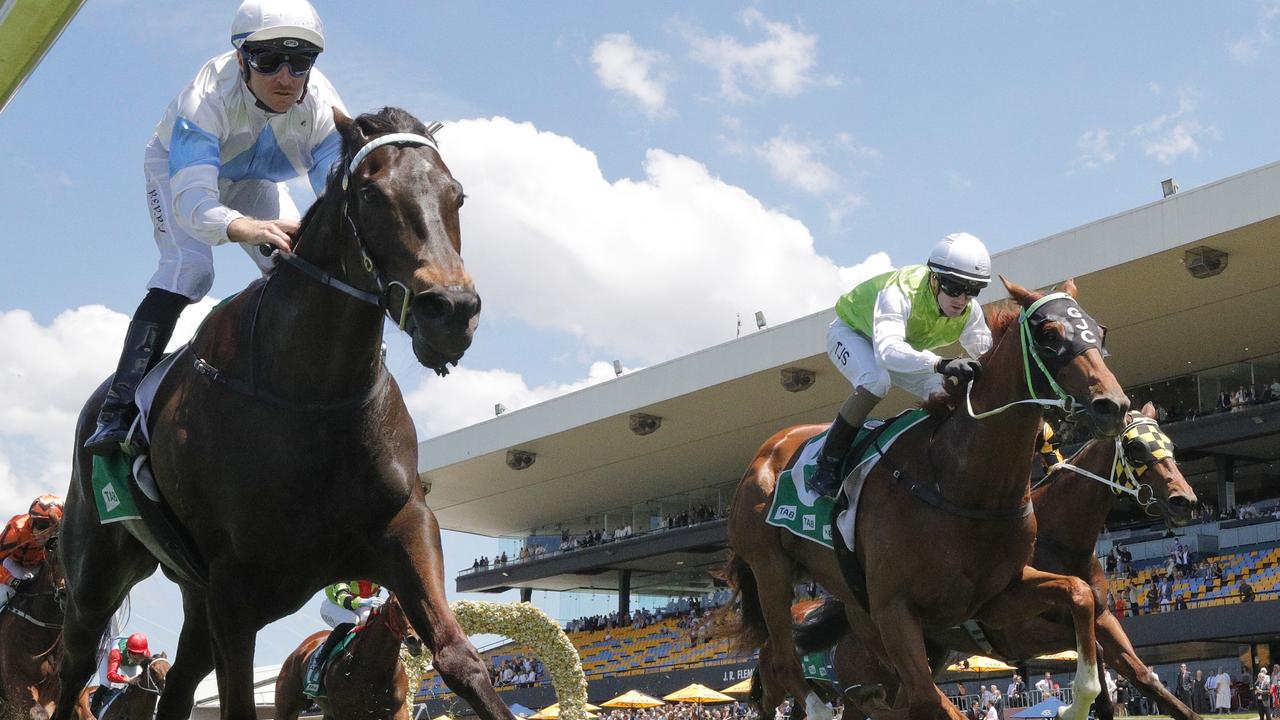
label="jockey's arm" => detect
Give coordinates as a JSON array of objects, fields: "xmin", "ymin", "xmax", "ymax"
[
  {"xmin": 105, "ymin": 648, "xmax": 130, "ymax": 684},
  {"xmin": 958, "ymin": 300, "xmax": 992, "ymax": 359},
  {"xmin": 871, "ymin": 286, "xmax": 941, "ymax": 374}
]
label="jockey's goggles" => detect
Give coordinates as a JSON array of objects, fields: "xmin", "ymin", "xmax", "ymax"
[
  {"xmin": 242, "ymin": 46, "xmax": 318, "ymax": 77},
  {"xmin": 937, "ymin": 275, "xmax": 985, "ymax": 298}
]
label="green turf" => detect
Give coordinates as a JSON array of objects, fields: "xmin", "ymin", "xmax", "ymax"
[{"xmin": 0, "ymin": 0, "xmax": 85, "ymax": 113}]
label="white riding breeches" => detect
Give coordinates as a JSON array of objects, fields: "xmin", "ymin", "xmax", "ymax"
[
  {"xmin": 319, "ymin": 597, "xmax": 370, "ymax": 629},
  {"xmin": 143, "ymin": 137, "xmax": 300, "ymax": 301},
  {"xmin": 826, "ymin": 320, "xmax": 944, "ymax": 400}
]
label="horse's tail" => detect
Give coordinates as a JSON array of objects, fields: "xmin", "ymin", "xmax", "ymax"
[
  {"xmin": 793, "ymin": 595, "xmax": 850, "ymax": 654},
  {"xmin": 715, "ymin": 551, "xmax": 769, "ymax": 655}
]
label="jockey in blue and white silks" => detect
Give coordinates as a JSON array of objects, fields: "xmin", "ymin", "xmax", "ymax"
[{"xmin": 86, "ymin": 0, "xmax": 347, "ymax": 455}]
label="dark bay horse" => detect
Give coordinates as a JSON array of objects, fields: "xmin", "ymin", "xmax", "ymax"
[
  {"xmin": 724, "ymin": 278, "xmax": 1128, "ymax": 720},
  {"xmin": 0, "ymin": 537, "xmax": 65, "ymax": 720},
  {"xmin": 77, "ymin": 655, "xmax": 169, "ymax": 720},
  {"xmin": 792, "ymin": 402, "xmax": 1201, "ymax": 720},
  {"xmin": 53, "ymin": 107, "xmax": 509, "ymax": 720},
  {"xmin": 275, "ymin": 596, "xmax": 416, "ymax": 720}
]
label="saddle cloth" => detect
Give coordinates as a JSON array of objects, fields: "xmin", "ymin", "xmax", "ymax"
[
  {"xmin": 302, "ymin": 626, "xmax": 362, "ymax": 698},
  {"xmin": 765, "ymin": 408, "xmax": 930, "ymax": 551}
]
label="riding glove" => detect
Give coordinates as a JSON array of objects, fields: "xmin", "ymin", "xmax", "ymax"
[{"xmin": 935, "ymin": 357, "xmax": 983, "ymax": 382}]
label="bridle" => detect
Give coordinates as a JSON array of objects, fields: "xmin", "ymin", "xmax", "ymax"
[
  {"xmin": 1046, "ymin": 412, "xmax": 1177, "ymax": 515},
  {"xmin": 966, "ymin": 292, "xmax": 1106, "ymax": 421},
  {"xmin": 131, "ymin": 658, "xmax": 167, "ymax": 696},
  {"xmin": 277, "ymin": 125, "xmax": 444, "ymax": 331}
]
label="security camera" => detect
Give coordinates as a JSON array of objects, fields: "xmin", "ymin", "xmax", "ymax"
[
  {"xmin": 780, "ymin": 367, "xmax": 815, "ymax": 393},
  {"xmin": 506, "ymin": 449, "xmax": 536, "ymax": 470},
  {"xmin": 629, "ymin": 413, "xmax": 662, "ymax": 436}
]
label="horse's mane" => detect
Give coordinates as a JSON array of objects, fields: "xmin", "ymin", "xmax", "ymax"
[
  {"xmin": 294, "ymin": 106, "xmax": 431, "ymax": 239},
  {"xmin": 917, "ymin": 298, "xmax": 1025, "ymax": 417}
]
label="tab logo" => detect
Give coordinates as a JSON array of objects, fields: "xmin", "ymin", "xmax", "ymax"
[
  {"xmin": 822, "ymin": 526, "xmax": 833, "ymax": 541},
  {"xmin": 802, "ymin": 515, "xmax": 816, "ymax": 531},
  {"xmin": 773, "ymin": 505, "xmax": 797, "ymax": 521},
  {"xmin": 102, "ymin": 484, "xmax": 120, "ymax": 512}
]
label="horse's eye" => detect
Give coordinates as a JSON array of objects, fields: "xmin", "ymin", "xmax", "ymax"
[
  {"xmin": 360, "ymin": 185, "xmax": 383, "ymax": 204},
  {"xmin": 458, "ymin": 192, "xmax": 466, "ymax": 208}
]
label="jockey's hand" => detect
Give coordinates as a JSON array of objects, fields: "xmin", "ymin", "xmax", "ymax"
[
  {"xmin": 935, "ymin": 357, "xmax": 983, "ymax": 383},
  {"xmin": 227, "ymin": 217, "xmax": 299, "ymax": 254},
  {"xmin": 366, "ymin": 596, "xmax": 387, "ymax": 610}
]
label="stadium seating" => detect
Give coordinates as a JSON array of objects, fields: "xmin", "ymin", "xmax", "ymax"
[
  {"xmin": 1107, "ymin": 546, "xmax": 1280, "ymax": 609},
  {"xmin": 416, "ymin": 615, "xmax": 739, "ymax": 699}
]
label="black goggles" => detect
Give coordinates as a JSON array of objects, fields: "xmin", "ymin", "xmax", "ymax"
[
  {"xmin": 242, "ymin": 47, "xmax": 318, "ymax": 77},
  {"xmin": 937, "ymin": 275, "xmax": 985, "ymax": 298}
]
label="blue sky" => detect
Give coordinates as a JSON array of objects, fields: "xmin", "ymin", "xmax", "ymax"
[{"xmin": 2, "ymin": 1, "xmax": 1278, "ymax": 668}]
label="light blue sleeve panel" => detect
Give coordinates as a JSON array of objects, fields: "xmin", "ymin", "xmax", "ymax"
[
  {"xmin": 167, "ymin": 117, "xmax": 221, "ymax": 178},
  {"xmin": 309, "ymin": 130, "xmax": 342, "ymax": 196}
]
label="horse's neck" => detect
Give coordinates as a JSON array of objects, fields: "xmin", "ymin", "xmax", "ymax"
[
  {"xmin": 931, "ymin": 331, "xmax": 1042, "ymax": 508},
  {"xmin": 254, "ymin": 206, "xmax": 386, "ymax": 400},
  {"xmin": 1033, "ymin": 441, "xmax": 1117, "ymax": 557}
]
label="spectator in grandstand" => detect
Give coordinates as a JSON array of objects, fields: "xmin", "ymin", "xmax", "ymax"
[
  {"xmin": 1007, "ymin": 674, "xmax": 1025, "ymax": 706},
  {"xmin": 1175, "ymin": 593, "xmax": 1189, "ymax": 611},
  {"xmin": 1214, "ymin": 667, "xmax": 1234, "ymax": 712},
  {"xmin": 1036, "ymin": 672, "xmax": 1055, "ymax": 700},
  {"xmin": 84, "ymin": 0, "xmax": 345, "ymax": 454},
  {"xmin": 1159, "ymin": 577, "xmax": 1173, "ymax": 613},
  {"xmin": 982, "ymin": 702, "xmax": 998, "ymax": 720},
  {"xmin": 1241, "ymin": 575, "xmax": 1257, "ymax": 603},
  {"xmin": 1218, "ymin": 391, "xmax": 1233, "ymax": 414},
  {"xmin": 1256, "ymin": 667, "xmax": 1272, "ymax": 720},
  {"xmin": 806, "ymin": 233, "xmax": 992, "ymax": 497},
  {"xmin": 1268, "ymin": 378, "xmax": 1280, "ymax": 403},
  {"xmin": 1127, "ymin": 583, "xmax": 1139, "ymax": 615}
]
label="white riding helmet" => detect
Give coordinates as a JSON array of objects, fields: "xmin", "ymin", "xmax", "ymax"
[
  {"xmin": 231, "ymin": 0, "xmax": 325, "ymax": 50},
  {"xmin": 927, "ymin": 232, "xmax": 991, "ymax": 285}
]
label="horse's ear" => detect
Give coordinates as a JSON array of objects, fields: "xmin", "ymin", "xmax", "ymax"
[
  {"xmin": 1058, "ymin": 277, "xmax": 1079, "ymax": 298},
  {"xmin": 334, "ymin": 108, "xmax": 363, "ymax": 150},
  {"xmin": 1000, "ymin": 275, "xmax": 1036, "ymax": 306},
  {"xmin": 1141, "ymin": 401, "xmax": 1157, "ymax": 420}
]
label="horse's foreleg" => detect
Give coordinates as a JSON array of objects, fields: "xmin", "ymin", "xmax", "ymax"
[
  {"xmin": 754, "ymin": 645, "xmax": 785, "ymax": 720},
  {"xmin": 868, "ymin": 602, "xmax": 964, "ymax": 720},
  {"xmin": 377, "ymin": 504, "xmax": 515, "ymax": 720},
  {"xmin": 1095, "ymin": 611, "xmax": 1199, "ymax": 720},
  {"xmin": 976, "ymin": 568, "xmax": 1100, "ymax": 720},
  {"xmin": 155, "ymin": 588, "xmax": 214, "ymax": 720},
  {"xmin": 1093, "ymin": 661, "xmax": 1116, "ymax": 720}
]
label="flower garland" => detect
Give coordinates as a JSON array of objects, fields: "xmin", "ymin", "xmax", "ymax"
[{"xmin": 401, "ymin": 600, "xmax": 588, "ymax": 720}]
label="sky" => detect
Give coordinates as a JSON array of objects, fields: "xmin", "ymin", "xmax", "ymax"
[{"xmin": 2, "ymin": 0, "xmax": 1279, "ymax": 670}]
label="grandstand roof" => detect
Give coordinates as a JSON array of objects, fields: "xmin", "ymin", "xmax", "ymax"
[{"xmin": 419, "ymin": 159, "xmax": 1280, "ymax": 540}]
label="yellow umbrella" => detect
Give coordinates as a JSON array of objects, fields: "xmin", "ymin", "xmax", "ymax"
[
  {"xmin": 722, "ymin": 678, "xmax": 754, "ymax": 695},
  {"xmin": 531, "ymin": 703, "xmax": 601, "ymax": 719},
  {"xmin": 432, "ymin": 715, "xmax": 454, "ymax": 720},
  {"xmin": 662, "ymin": 683, "xmax": 736, "ymax": 704},
  {"xmin": 1034, "ymin": 650, "xmax": 1078, "ymax": 662},
  {"xmin": 600, "ymin": 690, "xmax": 666, "ymax": 709},
  {"xmin": 945, "ymin": 655, "xmax": 1017, "ymax": 673}
]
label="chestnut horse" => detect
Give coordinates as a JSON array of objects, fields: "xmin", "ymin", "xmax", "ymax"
[
  {"xmin": 53, "ymin": 107, "xmax": 508, "ymax": 720},
  {"xmin": 0, "ymin": 536, "xmax": 66, "ymax": 720},
  {"xmin": 77, "ymin": 655, "xmax": 170, "ymax": 720},
  {"xmin": 724, "ymin": 279, "xmax": 1128, "ymax": 720},
  {"xmin": 275, "ymin": 596, "xmax": 417, "ymax": 720},
  {"xmin": 763, "ymin": 403, "xmax": 1201, "ymax": 720}
]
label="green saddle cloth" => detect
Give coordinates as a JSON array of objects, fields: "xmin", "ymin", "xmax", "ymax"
[
  {"xmin": 303, "ymin": 627, "xmax": 360, "ymax": 698},
  {"xmin": 91, "ymin": 454, "xmax": 142, "ymax": 524},
  {"xmin": 765, "ymin": 408, "xmax": 930, "ymax": 549}
]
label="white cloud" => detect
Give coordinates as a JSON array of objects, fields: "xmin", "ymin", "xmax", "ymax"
[
  {"xmin": 0, "ymin": 300, "xmax": 216, "ymax": 517},
  {"xmin": 1075, "ymin": 128, "xmax": 1117, "ymax": 170},
  {"xmin": 405, "ymin": 362, "xmax": 621, "ymax": 438},
  {"xmin": 757, "ymin": 130, "xmax": 840, "ymax": 195},
  {"xmin": 1131, "ymin": 87, "xmax": 1219, "ymax": 165},
  {"xmin": 443, "ymin": 116, "xmax": 890, "ymax": 364},
  {"xmin": 591, "ymin": 33, "xmax": 672, "ymax": 120},
  {"xmin": 688, "ymin": 9, "xmax": 837, "ymax": 101},
  {"xmin": 1228, "ymin": 3, "xmax": 1280, "ymax": 63}
]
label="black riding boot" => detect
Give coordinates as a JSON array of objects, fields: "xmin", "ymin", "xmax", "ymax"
[
  {"xmin": 806, "ymin": 389, "xmax": 881, "ymax": 498},
  {"xmin": 85, "ymin": 289, "xmax": 188, "ymax": 456},
  {"xmin": 807, "ymin": 413, "xmax": 859, "ymax": 497},
  {"xmin": 305, "ymin": 622, "xmax": 354, "ymax": 692}
]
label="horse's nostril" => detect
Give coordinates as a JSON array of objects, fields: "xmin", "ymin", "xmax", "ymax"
[
  {"xmin": 1092, "ymin": 397, "xmax": 1121, "ymax": 418},
  {"xmin": 414, "ymin": 291, "xmax": 454, "ymax": 320}
]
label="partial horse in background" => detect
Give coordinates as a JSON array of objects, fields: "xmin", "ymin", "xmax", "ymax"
[{"xmin": 0, "ymin": 536, "xmax": 66, "ymax": 720}]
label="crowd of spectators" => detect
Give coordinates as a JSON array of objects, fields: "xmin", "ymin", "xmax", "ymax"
[
  {"xmin": 563, "ymin": 590, "xmax": 732, "ymax": 635},
  {"xmin": 601, "ymin": 702, "xmax": 756, "ymax": 720},
  {"xmin": 1101, "ymin": 538, "xmax": 1269, "ymax": 616},
  {"xmin": 468, "ymin": 503, "xmax": 728, "ymax": 572},
  {"xmin": 488, "ymin": 654, "xmax": 543, "ymax": 688}
]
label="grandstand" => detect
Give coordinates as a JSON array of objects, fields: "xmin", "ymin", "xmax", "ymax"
[{"xmin": 415, "ymin": 158, "xmax": 1280, "ymax": 713}]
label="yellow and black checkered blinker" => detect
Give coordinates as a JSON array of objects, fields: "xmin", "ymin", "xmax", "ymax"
[
  {"xmin": 1037, "ymin": 421, "xmax": 1065, "ymax": 471},
  {"xmin": 1113, "ymin": 419, "xmax": 1176, "ymax": 485}
]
